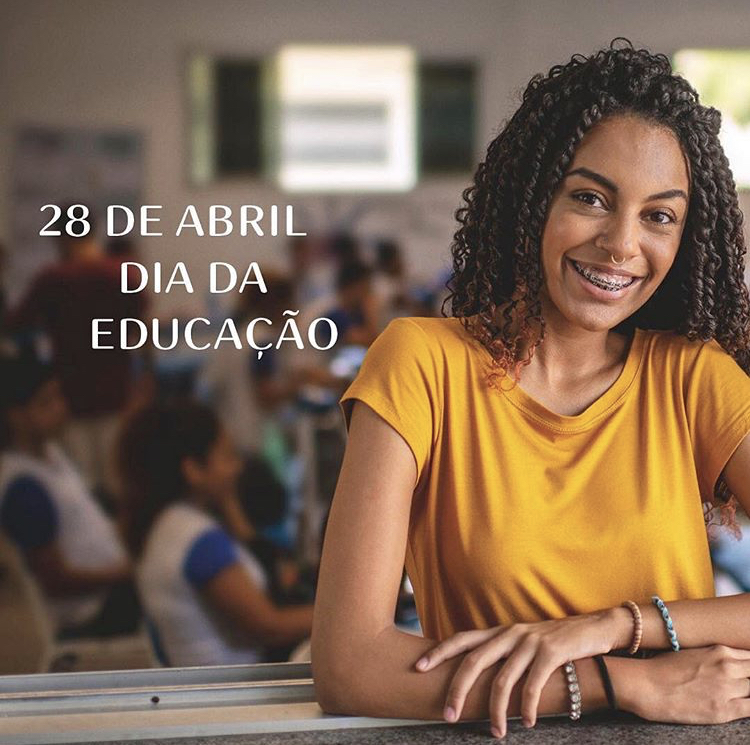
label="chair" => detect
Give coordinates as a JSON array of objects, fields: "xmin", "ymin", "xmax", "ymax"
[{"xmin": 0, "ymin": 535, "xmax": 154, "ymax": 673}]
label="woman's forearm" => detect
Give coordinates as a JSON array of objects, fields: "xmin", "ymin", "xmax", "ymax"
[
  {"xmin": 608, "ymin": 594, "xmax": 750, "ymax": 651},
  {"xmin": 314, "ymin": 626, "xmax": 750, "ymax": 728},
  {"xmin": 260, "ymin": 604, "xmax": 315, "ymax": 647},
  {"xmin": 314, "ymin": 625, "xmax": 610, "ymax": 721}
]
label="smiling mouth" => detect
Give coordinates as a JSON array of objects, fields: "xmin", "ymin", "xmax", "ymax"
[{"xmin": 569, "ymin": 259, "xmax": 642, "ymax": 293}]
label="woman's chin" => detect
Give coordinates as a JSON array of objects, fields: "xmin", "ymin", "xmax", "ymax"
[
  {"xmin": 541, "ymin": 288, "xmax": 639, "ymax": 335},
  {"xmin": 557, "ymin": 306, "xmax": 632, "ymax": 334}
]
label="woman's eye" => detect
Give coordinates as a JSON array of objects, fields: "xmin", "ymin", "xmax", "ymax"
[
  {"xmin": 573, "ymin": 192, "xmax": 604, "ymax": 208},
  {"xmin": 649, "ymin": 211, "xmax": 675, "ymax": 225}
]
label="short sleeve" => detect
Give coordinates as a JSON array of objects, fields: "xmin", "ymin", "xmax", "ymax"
[
  {"xmin": 339, "ymin": 317, "xmax": 440, "ymax": 483},
  {"xmin": 183, "ymin": 528, "xmax": 238, "ymax": 588},
  {"xmin": 684, "ymin": 339, "xmax": 750, "ymax": 499},
  {"xmin": 0, "ymin": 476, "xmax": 58, "ymax": 551}
]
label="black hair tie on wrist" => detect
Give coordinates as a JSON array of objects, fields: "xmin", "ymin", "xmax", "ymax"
[{"xmin": 594, "ymin": 654, "xmax": 618, "ymax": 711}]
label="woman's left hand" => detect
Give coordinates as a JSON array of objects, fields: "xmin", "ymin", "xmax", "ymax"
[{"xmin": 414, "ymin": 608, "xmax": 628, "ymax": 736}]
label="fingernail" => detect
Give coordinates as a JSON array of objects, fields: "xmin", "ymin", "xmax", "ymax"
[
  {"xmin": 491, "ymin": 726, "xmax": 503, "ymax": 738},
  {"xmin": 444, "ymin": 706, "xmax": 456, "ymax": 722},
  {"xmin": 416, "ymin": 658, "xmax": 428, "ymax": 670},
  {"xmin": 523, "ymin": 718, "xmax": 533, "ymax": 728}
]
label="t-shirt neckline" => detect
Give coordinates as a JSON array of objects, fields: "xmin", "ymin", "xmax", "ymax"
[{"xmin": 500, "ymin": 327, "xmax": 646, "ymax": 431}]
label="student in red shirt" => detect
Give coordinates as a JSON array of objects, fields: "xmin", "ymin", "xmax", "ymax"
[{"xmin": 8, "ymin": 208, "xmax": 147, "ymax": 500}]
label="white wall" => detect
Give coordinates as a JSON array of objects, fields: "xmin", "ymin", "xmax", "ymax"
[{"xmin": 2, "ymin": 0, "xmax": 749, "ymax": 311}]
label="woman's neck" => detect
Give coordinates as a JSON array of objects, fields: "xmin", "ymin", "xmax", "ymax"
[
  {"xmin": 11, "ymin": 434, "xmax": 48, "ymax": 459},
  {"xmin": 185, "ymin": 491, "xmax": 212, "ymax": 511},
  {"xmin": 510, "ymin": 298, "xmax": 628, "ymax": 388}
]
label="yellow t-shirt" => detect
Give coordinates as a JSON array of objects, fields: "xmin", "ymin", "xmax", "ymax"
[{"xmin": 339, "ymin": 316, "xmax": 750, "ymax": 641}]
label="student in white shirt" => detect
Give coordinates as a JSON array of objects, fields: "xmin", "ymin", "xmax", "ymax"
[
  {"xmin": 0, "ymin": 355, "xmax": 135, "ymax": 636},
  {"xmin": 118, "ymin": 401, "xmax": 314, "ymax": 667}
]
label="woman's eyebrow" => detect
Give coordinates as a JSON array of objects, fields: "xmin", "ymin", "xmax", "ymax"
[{"xmin": 565, "ymin": 167, "xmax": 688, "ymax": 201}]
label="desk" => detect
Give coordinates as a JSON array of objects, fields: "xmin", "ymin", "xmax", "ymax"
[{"xmin": 1, "ymin": 663, "xmax": 748, "ymax": 744}]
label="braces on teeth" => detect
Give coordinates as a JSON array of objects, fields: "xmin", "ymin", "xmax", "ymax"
[{"xmin": 572, "ymin": 260, "xmax": 635, "ymax": 291}]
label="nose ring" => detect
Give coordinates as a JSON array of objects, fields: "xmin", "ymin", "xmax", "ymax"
[{"xmin": 610, "ymin": 254, "xmax": 626, "ymax": 265}]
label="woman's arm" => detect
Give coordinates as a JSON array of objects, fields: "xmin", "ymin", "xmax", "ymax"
[
  {"xmin": 311, "ymin": 399, "xmax": 610, "ymax": 729},
  {"xmin": 27, "ymin": 542, "xmax": 132, "ymax": 596},
  {"xmin": 609, "ymin": 433, "xmax": 750, "ymax": 651},
  {"xmin": 311, "ymin": 401, "xmax": 750, "ymax": 737},
  {"xmin": 311, "ymin": 405, "xmax": 750, "ymax": 736},
  {"xmin": 411, "ymin": 433, "xmax": 750, "ymax": 730},
  {"xmin": 216, "ymin": 492, "xmax": 256, "ymax": 543},
  {"xmin": 201, "ymin": 563, "xmax": 313, "ymax": 648}
]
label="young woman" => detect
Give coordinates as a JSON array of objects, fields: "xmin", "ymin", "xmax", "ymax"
[
  {"xmin": 0, "ymin": 355, "xmax": 134, "ymax": 637},
  {"xmin": 311, "ymin": 40, "xmax": 750, "ymax": 738},
  {"xmin": 118, "ymin": 401, "xmax": 313, "ymax": 667}
]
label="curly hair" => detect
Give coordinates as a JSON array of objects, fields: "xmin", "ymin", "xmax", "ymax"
[{"xmin": 443, "ymin": 37, "xmax": 750, "ymax": 526}]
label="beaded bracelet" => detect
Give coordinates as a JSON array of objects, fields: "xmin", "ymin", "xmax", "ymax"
[
  {"xmin": 651, "ymin": 595, "xmax": 680, "ymax": 652},
  {"xmin": 621, "ymin": 600, "xmax": 643, "ymax": 655},
  {"xmin": 563, "ymin": 661, "xmax": 582, "ymax": 721}
]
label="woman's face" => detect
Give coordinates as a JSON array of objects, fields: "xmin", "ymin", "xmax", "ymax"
[
  {"xmin": 183, "ymin": 428, "xmax": 243, "ymax": 504},
  {"xmin": 9, "ymin": 378, "xmax": 69, "ymax": 441},
  {"xmin": 539, "ymin": 114, "xmax": 690, "ymax": 334}
]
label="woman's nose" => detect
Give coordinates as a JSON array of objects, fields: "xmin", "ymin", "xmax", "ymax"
[{"xmin": 597, "ymin": 215, "xmax": 640, "ymax": 260}]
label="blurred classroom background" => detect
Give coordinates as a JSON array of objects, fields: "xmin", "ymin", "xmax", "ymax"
[{"xmin": 0, "ymin": 0, "xmax": 749, "ymax": 675}]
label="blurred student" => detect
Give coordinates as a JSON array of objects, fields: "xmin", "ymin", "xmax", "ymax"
[
  {"xmin": 309, "ymin": 260, "xmax": 380, "ymax": 350},
  {"xmin": 290, "ymin": 232, "xmax": 363, "ymax": 328},
  {"xmin": 0, "ymin": 355, "xmax": 136, "ymax": 638},
  {"xmin": 288, "ymin": 235, "xmax": 335, "ymax": 308},
  {"xmin": 118, "ymin": 401, "xmax": 314, "ymax": 667},
  {"xmin": 371, "ymin": 238, "xmax": 410, "ymax": 327},
  {"xmin": 6, "ymin": 207, "xmax": 146, "ymax": 500},
  {"xmin": 198, "ymin": 271, "xmax": 341, "ymax": 460},
  {"xmin": 236, "ymin": 453, "xmax": 316, "ymax": 606}
]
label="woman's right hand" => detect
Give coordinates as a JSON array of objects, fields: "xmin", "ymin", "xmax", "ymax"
[{"xmin": 621, "ymin": 645, "xmax": 750, "ymax": 724}]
